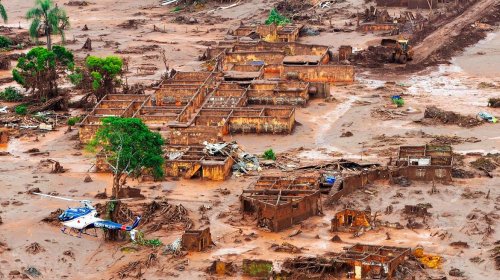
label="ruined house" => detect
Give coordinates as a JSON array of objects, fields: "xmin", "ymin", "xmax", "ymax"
[
  {"xmin": 164, "ymin": 145, "xmax": 234, "ymax": 180},
  {"xmin": 331, "ymin": 209, "xmax": 372, "ymax": 233},
  {"xmin": 395, "ymin": 145, "xmax": 453, "ymax": 182},
  {"xmin": 241, "ymin": 189, "xmax": 322, "ymax": 231},
  {"xmin": 181, "ymin": 227, "xmax": 213, "ymax": 252},
  {"xmin": 282, "ymin": 244, "xmax": 411, "ymax": 279}
]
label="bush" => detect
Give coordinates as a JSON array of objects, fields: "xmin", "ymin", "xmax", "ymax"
[
  {"xmin": 0, "ymin": 87, "xmax": 23, "ymax": 101},
  {"xmin": 265, "ymin": 8, "xmax": 290, "ymax": 26},
  {"xmin": 15, "ymin": 104, "xmax": 27, "ymax": 115},
  {"xmin": 263, "ymin": 148, "xmax": 276, "ymax": 160},
  {"xmin": 0, "ymin": 36, "xmax": 11, "ymax": 48},
  {"xmin": 67, "ymin": 116, "xmax": 81, "ymax": 126}
]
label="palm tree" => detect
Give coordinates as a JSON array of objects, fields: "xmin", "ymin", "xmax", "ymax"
[
  {"xmin": 0, "ymin": 1, "xmax": 8, "ymax": 23},
  {"xmin": 26, "ymin": 0, "xmax": 69, "ymax": 50}
]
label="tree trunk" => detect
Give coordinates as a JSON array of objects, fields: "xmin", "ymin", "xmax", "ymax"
[
  {"xmin": 46, "ymin": 25, "xmax": 52, "ymax": 51},
  {"xmin": 106, "ymin": 200, "xmax": 121, "ymax": 241},
  {"xmin": 112, "ymin": 173, "xmax": 121, "ymax": 198}
]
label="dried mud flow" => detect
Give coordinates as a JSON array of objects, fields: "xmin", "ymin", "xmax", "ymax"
[{"xmin": 0, "ymin": 0, "xmax": 499, "ymax": 279}]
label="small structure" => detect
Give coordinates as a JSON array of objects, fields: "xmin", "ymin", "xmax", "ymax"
[
  {"xmin": 395, "ymin": 145, "xmax": 453, "ymax": 182},
  {"xmin": 181, "ymin": 227, "xmax": 213, "ymax": 252},
  {"xmin": 283, "ymin": 244, "xmax": 411, "ymax": 279},
  {"xmin": 241, "ymin": 189, "xmax": 322, "ymax": 231},
  {"xmin": 331, "ymin": 209, "xmax": 372, "ymax": 233}
]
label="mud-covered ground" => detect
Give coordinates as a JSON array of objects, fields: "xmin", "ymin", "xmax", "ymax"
[{"xmin": 0, "ymin": 0, "xmax": 499, "ymax": 279}]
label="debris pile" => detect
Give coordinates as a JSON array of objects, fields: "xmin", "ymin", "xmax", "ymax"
[
  {"xmin": 488, "ymin": 98, "xmax": 500, "ymax": 108},
  {"xmin": 106, "ymin": 199, "xmax": 193, "ymax": 233},
  {"xmin": 25, "ymin": 242, "xmax": 45, "ymax": 255},
  {"xmin": 270, "ymin": 242, "xmax": 302, "ymax": 253},
  {"xmin": 422, "ymin": 106, "xmax": 483, "ymax": 127},
  {"xmin": 41, "ymin": 209, "xmax": 64, "ymax": 226}
]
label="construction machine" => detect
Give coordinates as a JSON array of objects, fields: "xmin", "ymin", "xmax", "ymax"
[{"xmin": 381, "ymin": 38, "xmax": 414, "ymax": 64}]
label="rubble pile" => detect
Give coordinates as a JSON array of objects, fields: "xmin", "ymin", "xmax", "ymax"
[
  {"xmin": 422, "ymin": 106, "xmax": 483, "ymax": 127},
  {"xmin": 104, "ymin": 199, "xmax": 193, "ymax": 233},
  {"xmin": 25, "ymin": 242, "xmax": 45, "ymax": 255},
  {"xmin": 41, "ymin": 209, "xmax": 64, "ymax": 226}
]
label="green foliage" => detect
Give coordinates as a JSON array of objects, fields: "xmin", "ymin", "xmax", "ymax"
[
  {"xmin": 26, "ymin": 0, "xmax": 70, "ymax": 49},
  {"xmin": 171, "ymin": 6, "xmax": 182, "ymax": 13},
  {"xmin": 67, "ymin": 116, "xmax": 81, "ymax": 126},
  {"xmin": 0, "ymin": 35, "xmax": 11, "ymax": 48},
  {"xmin": 133, "ymin": 231, "xmax": 163, "ymax": 248},
  {"xmin": 391, "ymin": 97, "xmax": 405, "ymax": 107},
  {"xmin": 12, "ymin": 46, "xmax": 74, "ymax": 99},
  {"xmin": 265, "ymin": 8, "xmax": 290, "ymax": 26},
  {"xmin": 0, "ymin": 2, "xmax": 7, "ymax": 23},
  {"xmin": 68, "ymin": 70, "xmax": 83, "ymax": 86},
  {"xmin": 263, "ymin": 148, "xmax": 276, "ymax": 160},
  {"xmin": 15, "ymin": 104, "xmax": 27, "ymax": 115},
  {"xmin": 87, "ymin": 117, "xmax": 165, "ymax": 180},
  {"xmin": 85, "ymin": 56, "xmax": 123, "ymax": 94},
  {"xmin": 0, "ymin": 87, "xmax": 23, "ymax": 101}
]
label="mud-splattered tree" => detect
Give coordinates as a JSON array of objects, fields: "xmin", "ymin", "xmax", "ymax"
[
  {"xmin": 71, "ymin": 56, "xmax": 123, "ymax": 104},
  {"xmin": 0, "ymin": 1, "xmax": 8, "ymax": 23},
  {"xmin": 26, "ymin": 0, "xmax": 69, "ymax": 50},
  {"xmin": 12, "ymin": 46, "xmax": 74, "ymax": 104},
  {"xmin": 87, "ymin": 117, "xmax": 164, "ymax": 198},
  {"xmin": 87, "ymin": 117, "xmax": 164, "ymax": 240}
]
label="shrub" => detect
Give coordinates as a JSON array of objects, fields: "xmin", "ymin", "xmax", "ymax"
[
  {"xmin": 15, "ymin": 104, "xmax": 27, "ymax": 115},
  {"xmin": 67, "ymin": 116, "xmax": 81, "ymax": 126},
  {"xmin": 0, "ymin": 87, "xmax": 23, "ymax": 101},
  {"xmin": 0, "ymin": 35, "xmax": 12, "ymax": 48},
  {"xmin": 265, "ymin": 8, "xmax": 290, "ymax": 26},
  {"xmin": 263, "ymin": 148, "xmax": 276, "ymax": 160}
]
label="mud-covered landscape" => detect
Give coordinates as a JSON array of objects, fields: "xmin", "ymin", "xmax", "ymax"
[{"xmin": 0, "ymin": 0, "xmax": 499, "ymax": 279}]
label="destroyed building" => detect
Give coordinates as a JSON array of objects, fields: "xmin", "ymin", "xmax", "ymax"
[
  {"xmin": 241, "ymin": 189, "xmax": 322, "ymax": 231},
  {"xmin": 181, "ymin": 227, "xmax": 213, "ymax": 252},
  {"xmin": 282, "ymin": 244, "xmax": 411, "ymax": 279},
  {"xmin": 331, "ymin": 209, "xmax": 372, "ymax": 233},
  {"xmin": 78, "ymin": 24, "xmax": 357, "ymax": 182},
  {"xmin": 254, "ymin": 175, "xmax": 319, "ymax": 190},
  {"xmin": 395, "ymin": 145, "xmax": 453, "ymax": 182}
]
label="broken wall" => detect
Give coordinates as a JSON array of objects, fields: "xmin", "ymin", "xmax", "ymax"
[
  {"xmin": 282, "ymin": 65, "xmax": 355, "ymax": 84},
  {"xmin": 181, "ymin": 228, "xmax": 213, "ymax": 251}
]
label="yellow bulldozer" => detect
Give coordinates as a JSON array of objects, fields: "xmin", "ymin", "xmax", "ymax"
[{"xmin": 381, "ymin": 38, "xmax": 414, "ymax": 64}]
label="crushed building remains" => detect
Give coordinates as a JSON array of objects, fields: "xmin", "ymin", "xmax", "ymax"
[
  {"xmin": 282, "ymin": 243, "xmax": 411, "ymax": 279},
  {"xmin": 181, "ymin": 227, "xmax": 213, "ymax": 252},
  {"xmin": 394, "ymin": 145, "xmax": 453, "ymax": 182},
  {"xmin": 241, "ymin": 189, "xmax": 322, "ymax": 231}
]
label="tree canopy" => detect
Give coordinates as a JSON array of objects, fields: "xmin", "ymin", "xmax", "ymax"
[
  {"xmin": 26, "ymin": 0, "xmax": 69, "ymax": 50},
  {"xmin": 87, "ymin": 117, "xmax": 164, "ymax": 198},
  {"xmin": 0, "ymin": 1, "xmax": 8, "ymax": 23},
  {"xmin": 265, "ymin": 8, "xmax": 290, "ymax": 26},
  {"xmin": 12, "ymin": 45, "xmax": 74, "ymax": 101}
]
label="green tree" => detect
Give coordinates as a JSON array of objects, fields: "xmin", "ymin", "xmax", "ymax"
[
  {"xmin": 26, "ymin": 0, "xmax": 69, "ymax": 50},
  {"xmin": 71, "ymin": 56, "xmax": 123, "ymax": 102},
  {"xmin": 87, "ymin": 117, "xmax": 164, "ymax": 198},
  {"xmin": 12, "ymin": 46, "xmax": 74, "ymax": 102},
  {"xmin": 0, "ymin": 1, "xmax": 8, "ymax": 23},
  {"xmin": 265, "ymin": 8, "xmax": 290, "ymax": 26}
]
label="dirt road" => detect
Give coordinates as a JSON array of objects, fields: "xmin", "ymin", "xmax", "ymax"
[{"xmin": 411, "ymin": 0, "xmax": 497, "ymax": 64}]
